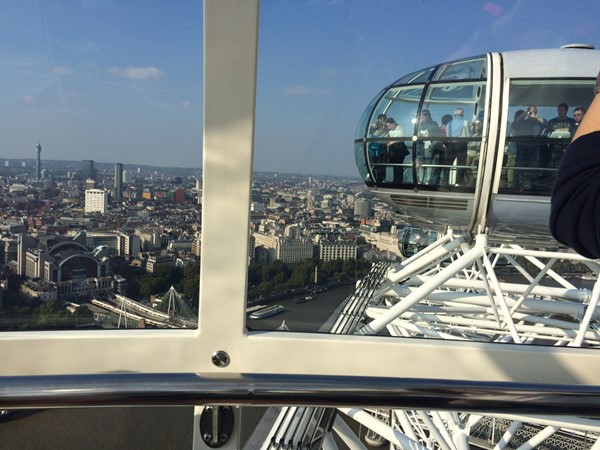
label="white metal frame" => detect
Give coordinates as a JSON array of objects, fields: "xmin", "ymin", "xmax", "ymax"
[
  {"xmin": 263, "ymin": 225, "xmax": 600, "ymax": 448},
  {"xmin": 1, "ymin": 0, "xmax": 600, "ymax": 394}
]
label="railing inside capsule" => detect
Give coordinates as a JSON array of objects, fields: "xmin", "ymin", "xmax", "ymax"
[
  {"xmin": 366, "ymin": 136, "xmax": 566, "ymax": 195},
  {"xmin": 2, "ymin": 373, "xmax": 600, "ymax": 415}
]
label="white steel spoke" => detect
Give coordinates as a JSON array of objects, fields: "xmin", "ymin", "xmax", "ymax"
[{"xmin": 255, "ymin": 231, "xmax": 600, "ymax": 448}]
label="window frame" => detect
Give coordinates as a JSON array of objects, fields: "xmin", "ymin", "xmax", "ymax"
[{"xmin": 1, "ymin": 0, "xmax": 600, "ymax": 402}]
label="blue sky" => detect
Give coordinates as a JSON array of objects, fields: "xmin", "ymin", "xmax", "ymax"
[{"xmin": 1, "ymin": 1, "xmax": 600, "ymax": 176}]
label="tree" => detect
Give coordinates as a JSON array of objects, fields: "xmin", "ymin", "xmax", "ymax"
[
  {"xmin": 248, "ymin": 262, "xmax": 262, "ymax": 286},
  {"xmin": 183, "ymin": 262, "xmax": 200, "ymax": 300},
  {"xmin": 261, "ymin": 260, "xmax": 289, "ymax": 281},
  {"xmin": 289, "ymin": 260, "xmax": 314, "ymax": 287},
  {"xmin": 138, "ymin": 266, "xmax": 184, "ymax": 299}
]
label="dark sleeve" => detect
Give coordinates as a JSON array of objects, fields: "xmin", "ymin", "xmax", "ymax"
[{"xmin": 550, "ymin": 131, "xmax": 600, "ymax": 258}]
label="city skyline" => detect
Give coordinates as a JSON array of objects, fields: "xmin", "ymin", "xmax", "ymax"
[
  {"xmin": 0, "ymin": 155, "xmax": 364, "ymax": 181},
  {"xmin": 1, "ymin": 1, "xmax": 600, "ymax": 176}
]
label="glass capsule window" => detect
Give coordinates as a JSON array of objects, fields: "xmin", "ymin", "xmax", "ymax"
[
  {"xmin": 431, "ymin": 56, "xmax": 487, "ymax": 81},
  {"xmin": 500, "ymin": 79, "xmax": 595, "ymax": 195},
  {"xmin": 392, "ymin": 67, "xmax": 435, "ymax": 86},
  {"xmin": 356, "ymin": 58, "xmax": 488, "ymax": 191},
  {"xmin": 355, "ymin": 89, "xmax": 385, "ymax": 140}
]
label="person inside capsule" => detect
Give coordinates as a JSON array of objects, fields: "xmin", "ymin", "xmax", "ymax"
[
  {"xmin": 429, "ymin": 114, "xmax": 454, "ymax": 186},
  {"xmin": 367, "ymin": 113, "xmax": 389, "ymax": 182},
  {"xmin": 369, "ymin": 113, "xmax": 388, "ymax": 137},
  {"xmin": 417, "ymin": 109, "xmax": 441, "ymax": 184},
  {"xmin": 511, "ymin": 106, "xmax": 545, "ymax": 191},
  {"xmin": 385, "ymin": 118, "xmax": 409, "ymax": 184},
  {"xmin": 465, "ymin": 119, "xmax": 482, "ymax": 186},
  {"xmin": 442, "ymin": 108, "xmax": 469, "ymax": 186},
  {"xmin": 573, "ymin": 106, "xmax": 586, "ymax": 129},
  {"xmin": 550, "ymin": 72, "xmax": 600, "ymax": 258},
  {"xmin": 506, "ymin": 110, "xmax": 525, "ymax": 190},
  {"xmin": 542, "ymin": 103, "xmax": 577, "ymax": 174}
]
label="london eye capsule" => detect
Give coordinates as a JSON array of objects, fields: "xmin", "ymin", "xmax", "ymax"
[{"xmin": 355, "ymin": 46, "xmax": 600, "ymax": 244}]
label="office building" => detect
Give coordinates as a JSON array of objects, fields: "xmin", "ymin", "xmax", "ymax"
[
  {"xmin": 85, "ymin": 189, "xmax": 108, "ymax": 214},
  {"xmin": 82, "ymin": 160, "xmax": 96, "ymax": 181},
  {"xmin": 146, "ymin": 255, "xmax": 175, "ymax": 274},
  {"xmin": 253, "ymin": 233, "xmax": 313, "ymax": 264},
  {"xmin": 318, "ymin": 240, "xmax": 358, "ymax": 262},
  {"xmin": 114, "ymin": 162, "xmax": 123, "ymax": 200},
  {"xmin": 354, "ymin": 199, "xmax": 372, "ymax": 218}
]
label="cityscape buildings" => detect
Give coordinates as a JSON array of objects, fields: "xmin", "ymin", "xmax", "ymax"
[{"xmin": 0, "ymin": 158, "xmax": 408, "ymax": 333}]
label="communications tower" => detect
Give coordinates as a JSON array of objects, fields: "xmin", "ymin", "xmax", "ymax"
[{"xmin": 35, "ymin": 143, "xmax": 41, "ymax": 179}]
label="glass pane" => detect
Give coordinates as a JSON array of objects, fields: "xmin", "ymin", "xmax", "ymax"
[
  {"xmin": 362, "ymin": 139, "xmax": 414, "ymax": 186},
  {"xmin": 0, "ymin": 3, "xmax": 201, "ymax": 331},
  {"xmin": 393, "ymin": 67, "xmax": 435, "ymax": 85},
  {"xmin": 378, "ymin": 87, "xmax": 422, "ymax": 138},
  {"xmin": 416, "ymin": 82, "xmax": 486, "ymax": 189},
  {"xmin": 399, "ymin": 226, "xmax": 442, "ymax": 257},
  {"xmin": 355, "ymin": 89, "xmax": 385, "ymax": 140},
  {"xmin": 250, "ymin": 0, "xmax": 600, "ymax": 353},
  {"xmin": 500, "ymin": 79, "xmax": 595, "ymax": 194},
  {"xmin": 354, "ymin": 143, "xmax": 370, "ymax": 185},
  {"xmin": 432, "ymin": 56, "xmax": 487, "ymax": 81}
]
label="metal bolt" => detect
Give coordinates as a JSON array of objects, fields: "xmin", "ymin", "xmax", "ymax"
[
  {"xmin": 203, "ymin": 433, "xmax": 212, "ymax": 442},
  {"xmin": 220, "ymin": 434, "xmax": 229, "ymax": 442},
  {"xmin": 212, "ymin": 350, "xmax": 230, "ymax": 368}
]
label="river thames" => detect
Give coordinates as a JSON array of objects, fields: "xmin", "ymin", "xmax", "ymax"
[{"xmin": 246, "ymin": 284, "xmax": 356, "ymax": 333}]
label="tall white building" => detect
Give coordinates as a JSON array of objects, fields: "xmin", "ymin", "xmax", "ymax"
[
  {"xmin": 118, "ymin": 231, "xmax": 141, "ymax": 258},
  {"xmin": 85, "ymin": 189, "xmax": 108, "ymax": 214}
]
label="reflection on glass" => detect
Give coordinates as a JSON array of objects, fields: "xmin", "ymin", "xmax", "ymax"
[
  {"xmin": 432, "ymin": 56, "xmax": 487, "ymax": 81},
  {"xmin": 398, "ymin": 226, "xmax": 441, "ymax": 257}
]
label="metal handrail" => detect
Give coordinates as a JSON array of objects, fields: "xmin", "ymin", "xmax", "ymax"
[{"xmin": 1, "ymin": 373, "xmax": 600, "ymax": 415}]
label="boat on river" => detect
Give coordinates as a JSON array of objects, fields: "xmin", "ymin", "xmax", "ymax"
[{"xmin": 248, "ymin": 304, "xmax": 286, "ymax": 320}]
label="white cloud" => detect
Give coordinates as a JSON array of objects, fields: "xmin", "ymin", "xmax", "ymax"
[
  {"xmin": 282, "ymin": 85, "xmax": 329, "ymax": 95},
  {"xmin": 181, "ymin": 100, "xmax": 191, "ymax": 107},
  {"xmin": 108, "ymin": 66, "xmax": 165, "ymax": 80}
]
